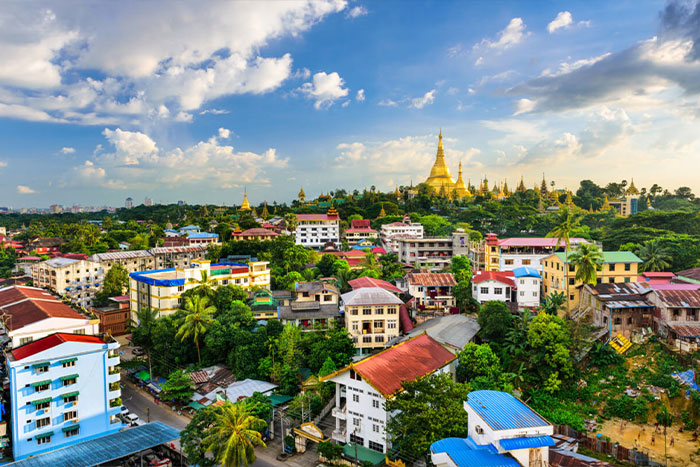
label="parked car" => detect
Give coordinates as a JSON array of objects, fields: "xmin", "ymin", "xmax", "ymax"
[
  {"xmin": 121, "ymin": 406, "xmax": 129, "ymax": 415},
  {"xmin": 132, "ymin": 348, "xmax": 145, "ymax": 356},
  {"xmin": 125, "ymin": 413, "xmax": 140, "ymax": 425}
]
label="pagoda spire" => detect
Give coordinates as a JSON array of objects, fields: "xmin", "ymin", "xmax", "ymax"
[
  {"xmin": 516, "ymin": 175, "xmax": 526, "ymax": 193},
  {"xmin": 626, "ymin": 178, "xmax": 640, "ymax": 195},
  {"xmin": 240, "ymin": 189, "xmax": 251, "ymax": 211},
  {"xmin": 601, "ymin": 195, "xmax": 611, "ymax": 211},
  {"xmin": 261, "ymin": 201, "xmax": 269, "ymax": 219},
  {"xmin": 455, "ymin": 161, "xmax": 468, "ymax": 199},
  {"xmin": 424, "ymin": 130, "xmax": 455, "ymax": 192},
  {"xmin": 378, "ymin": 204, "xmax": 387, "ymax": 218}
]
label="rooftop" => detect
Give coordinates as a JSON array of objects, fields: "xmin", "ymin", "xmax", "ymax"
[
  {"xmin": 234, "ymin": 228, "xmax": 279, "ymax": 237},
  {"xmin": 348, "ymin": 276, "xmax": 402, "ymax": 294},
  {"xmin": 89, "ymin": 250, "xmax": 153, "ymax": 261},
  {"xmin": 677, "ymin": 267, "xmax": 700, "ymax": 282},
  {"xmin": 341, "ymin": 287, "xmax": 404, "ymax": 306},
  {"xmin": 498, "ymin": 237, "xmax": 588, "ymax": 248},
  {"xmin": 10, "ymin": 332, "xmax": 107, "ymax": 361},
  {"xmin": 466, "ymin": 390, "xmax": 550, "ymax": 431},
  {"xmin": 295, "ymin": 280, "xmax": 339, "ymax": 295},
  {"xmin": 553, "ymin": 251, "xmax": 642, "ymax": 264},
  {"xmin": 431, "ymin": 438, "xmax": 520, "ymax": 467},
  {"xmin": 654, "ymin": 289, "xmax": 700, "ymax": 308},
  {"xmin": 512, "ymin": 267, "xmax": 541, "ymax": 279},
  {"xmin": 472, "ymin": 271, "xmax": 515, "ymax": 287},
  {"xmin": 148, "ymin": 245, "xmax": 207, "ymax": 254},
  {"xmin": 0, "ymin": 286, "xmax": 88, "ymax": 331},
  {"xmin": 401, "ymin": 314, "xmax": 480, "ymax": 351},
  {"xmin": 405, "ymin": 272, "xmax": 457, "ymax": 287},
  {"xmin": 297, "ymin": 214, "xmax": 339, "ymax": 221}
]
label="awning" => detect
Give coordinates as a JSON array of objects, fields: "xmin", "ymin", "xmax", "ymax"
[
  {"xmin": 31, "ymin": 363, "xmax": 49, "ymax": 369},
  {"xmin": 342, "ymin": 443, "xmax": 385, "ymax": 465},
  {"xmin": 31, "ymin": 398, "xmax": 52, "ymax": 406},
  {"xmin": 188, "ymin": 401, "xmax": 206, "ymax": 410},
  {"xmin": 135, "ymin": 370, "xmax": 150, "ymax": 382},
  {"xmin": 60, "ymin": 374, "xmax": 79, "ymax": 381},
  {"xmin": 35, "ymin": 431, "xmax": 53, "ymax": 440},
  {"xmin": 60, "ymin": 358, "xmax": 78, "ymax": 364},
  {"xmin": 500, "ymin": 436, "xmax": 555, "ymax": 451},
  {"xmin": 31, "ymin": 380, "xmax": 51, "ymax": 387},
  {"xmin": 62, "ymin": 424, "xmax": 80, "ymax": 433},
  {"xmin": 62, "ymin": 391, "xmax": 79, "ymax": 399}
]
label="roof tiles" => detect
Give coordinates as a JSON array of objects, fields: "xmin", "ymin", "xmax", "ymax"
[
  {"xmin": 472, "ymin": 271, "xmax": 515, "ymax": 287},
  {"xmin": 405, "ymin": 272, "xmax": 457, "ymax": 287},
  {"xmin": 0, "ymin": 286, "xmax": 87, "ymax": 331},
  {"xmin": 11, "ymin": 333, "xmax": 105, "ymax": 361}
]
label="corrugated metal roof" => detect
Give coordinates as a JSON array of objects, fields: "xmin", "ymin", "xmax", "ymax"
[
  {"xmin": 348, "ymin": 277, "xmax": 402, "ymax": 294},
  {"xmin": 403, "ymin": 314, "xmax": 480, "ymax": 351},
  {"xmin": 677, "ymin": 267, "xmax": 700, "ymax": 282},
  {"xmin": 405, "ymin": 272, "xmax": 457, "ymax": 287},
  {"xmin": 499, "ymin": 435, "xmax": 555, "ymax": 450},
  {"xmin": 498, "ymin": 237, "xmax": 587, "ymax": 248},
  {"xmin": 512, "ymin": 267, "xmax": 541, "ymax": 279},
  {"xmin": 4, "ymin": 422, "xmax": 180, "ymax": 467},
  {"xmin": 668, "ymin": 323, "xmax": 700, "ymax": 338},
  {"xmin": 44, "ymin": 257, "xmax": 79, "ymax": 268},
  {"xmin": 655, "ymin": 289, "xmax": 700, "ymax": 308},
  {"xmin": 11, "ymin": 333, "xmax": 105, "ymax": 361},
  {"xmin": 89, "ymin": 250, "xmax": 153, "ymax": 261},
  {"xmin": 149, "ymin": 245, "xmax": 207, "ymax": 254},
  {"xmin": 430, "ymin": 438, "xmax": 520, "ymax": 467},
  {"xmin": 341, "ymin": 287, "xmax": 404, "ymax": 306},
  {"xmin": 466, "ymin": 390, "xmax": 550, "ymax": 431},
  {"xmin": 472, "ymin": 271, "xmax": 515, "ymax": 287},
  {"xmin": 554, "ymin": 251, "xmax": 642, "ymax": 264}
]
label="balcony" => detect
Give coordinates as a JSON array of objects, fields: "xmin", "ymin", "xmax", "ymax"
[
  {"xmin": 332, "ymin": 405, "xmax": 347, "ymax": 420},
  {"xmin": 332, "ymin": 429, "xmax": 347, "ymax": 442},
  {"xmin": 108, "ymin": 366, "xmax": 120, "ymax": 375}
]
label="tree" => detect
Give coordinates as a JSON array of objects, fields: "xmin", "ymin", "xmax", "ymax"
[
  {"xmin": 101, "ymin": 263, "xmax": 129, "ymax": 297},
  {"xmin": 450, "ymin": 256, "xmax": 473, "ymax": 283},
  {"xmin": 379, "ymin": 254, "xmax": 404, "ymax": 281},
  {"xmin": 636, "ymin": 239, "xmax": 672, "ymax": 272},
  {"xmin": 193, "ymin": 269, "xmax": 216, "ymax": 297},
  {"xmin": 547, "ymin": 207, "xmax": 582, "ymax": 311},
  {"xmin": 130, "ymin": 307, "xmax": 160, "ymax": 351},
  {"xmin": 202, "ymin": 402, "xmax": 267, "ymax": 467},
  {"xmin": 160, "ymin": 369, "xmax": 194, "ymax": 404},
  {"xmin": 318, "ymin": 356, "xmax": 337, "ymax": 377},
  {"xmin": 527, "ymin": 313, "xmax": 573, "ymax": 393},
  {"xmin": 244, "ymin": 392, "xmax": 273, "ymax": 423},
  {"xmin": 477, "ymin": 301, "xmax": 512, "ymax": 343},
  {"xmin": 457, "ymin": 343, "xmax": 502, "ymax": 384},
  {"xmin": 317, "ymin": 254, "xmax": 339, "ymax": 277},
  {"xmin": 278, "ymin": 271, "xmax": 303, "ymax": 291},
  {"xmin": 177, "ymin": 295, "xmax": 216, "ymax": 363},
  {"xmin": 284, "ymin": 212, "xmax": 298, "ymax": 233},
  {"xmin": 212, "ymin": 285, "xmax": 249, "ymax": 312},
  {"xmin": 568, "ymin": 242, "xmax": 604, "ymax": 285},
  {"xmin": 386, "ymin": 373, "xmax": 470, "ymax": 460},
  {"xmin": 541, "ymin": 291, "xmax": 565, "ymax": 315},
  {"xmin": 359, "ymin": 251, "xmax": 381, "ymax": 273},
  {"xmin": 182, "ymin": 406, "xmax": 219, "ymax": 467},
  {"xmin": 419, "ymin": 214, "xmax": 453, "ymax": 236}
]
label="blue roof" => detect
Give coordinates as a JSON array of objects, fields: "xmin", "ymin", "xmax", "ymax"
[
  {"xmin": 500, "ymin": 436, "xmax": 555, "ymax": 451},
  {"xmin": 431, "ymin": 438, "xmax": 520, "ymax": 467},
  {"xmin": 512, "ymin": 267, "xmax": 541, "ymax": 279},
  {"xmin": 466, "ymin": 390, "xmax": 550, "ymax": 431},
  {"xmin": 129, "ymin": 268, "xmax": 185, "ymax": 287},
  {"xmin": 5, "ymin": 422, "xmax": 180, "ymax": 467},
  {"xmin": 186, "ymin": 232, "xmax": 218, "ymax": 239},
  {"xmin": 179, "ymin": 224, "xmax": 200, "ymax": 231}
]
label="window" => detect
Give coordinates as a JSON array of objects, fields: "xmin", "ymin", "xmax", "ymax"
[
  {"xmin": 544, "ymin": 272, "xmax": 548, "ymax": 279},
  {"xmin": 609, "ymin": 264, "xmax": 615, "ymax": 271},
  {"xmin": 64, "ymin": 411, "xmax": 77, "ymax": 422},
  {"xmin": 387, "ymin": 306, "xmax": 397, "ymax": 314},
  {"xmin": 351, "ymin": 308, "xmax": 358, "ymax": 316},
  {"xmin": 373, "ymin": 424, "xmax": 380, "ymax": 433},
  {"xmin": 480, "ymin": 287, "xmax": 488, "ymax": 294},
  {"xmin": 375, "ymin": 335, "xmax": 384, "ymax": 343},
  {"xmin": 374, "ymin": 320, "xmax": 384, "ymax": 328},
  {"xmin": 624, "ymin": 277, "xmax": 631, "ymax": 283},
  {"xmin": 520, "ymin": 291, "xmax": 525, "ymax": 297},
  {"xmin": 490, "ymin": 246, "xmax": 496, "ymax": 252},
  {"xmin": 35, "ymin": 364, "xmax": 49, "ymax": 374},
  {"xmin": 36, "ymin": 417, "xmax": 50, "ymax": 428},
  {"xmin": 368, "ymin": 441, "xmax": 384, "ymax": 453},
  {"xmin": 504, "ymin": 259, "xmax": 514, "ymax": 265},
  {"xmin": 569, "ymin": 294, "xmax": 574, "ymax": 301},
  {"xmin": 109, "ymin": 381, "xmax": 120, "ymax": 392},
  {"xmin": 624, "ymin": 263, "xmax": 631, "ymax": 271},
  {"xmin": 387, "ymin": 321, "xmax": 397, "ymax": 329},
  {"xmin": 569, "ymin": 265, "xmax": 575, "ymax": 272},
  {"xmin": 62, "ymin": 377, "xmax": 77, "ymax": 386},
  {"xmin": 532, "ymin": 291, "xmax": 538, "ymax": 296},
  {"xmin": 351, "ymin": 323, "xmax": 359, "ymax": 331},
  {"xmin": 569, "ymin": 278, "xmax": 575, "ymax": 286},
  {"xmin": 353, "ymin": 417, "xmax": 361, "ymax": 427},
  {"xmin": 352, "ymin": 394, "xmax": 360, "ymax": 403},
  {"xmin": 37, "ymin": 435, "xmax": 51, "ymax": 445},
  {"xmin": 375, "ymin": 307, "xmax": 384, "ymax": 315},
  {"xmin": 20, "ymin": 337, "xmax": 33, "ymax": 346},
  {"xmin": 64, "ymin": 426, "xmax": 79, "ymax": 438},
  {"xmin": 363, "ymin": 336, "xmax": 372, "ymax": 343},
  {"xmin": 63, "ymin": 394, "xmax": 78, "ymax": 403},
  {"xmin": 494, "ymin": 288, "xmax": 503, "ymax": 295},
  {"xmin": 35, "ymin": 382, "xmax": 50, "ymax": 392},
  {"xmin": 372, "ymin": 399, "xmax": 380, "ymax": 409},
  {"xmin": 519, "ymin": 279, "xmax": 525, "ymax": 285},
  {"xmin": 627, "ymin": 317, "xmax": 633, "ymax": 325},
  {"xmin": 73, "ymin": 329, "xmax": 85, "ymax": 335},
  {"xmin": 614, "ymin": 318, "xmax": 622, "ymax": 325},
  {"xmin": 609, "ymin": 278, "xmax": 615, "ymax": 283},
  {"xmin": 491, "ymin": 258, "xmax": 498, "ymax": 264},
  {"xmin": 522, "ymin": 259, "xmax": 531, "ymax": 265},
  {"xmin": 362, "ymin": 307, "xmax": 372, "ymax": 315}
]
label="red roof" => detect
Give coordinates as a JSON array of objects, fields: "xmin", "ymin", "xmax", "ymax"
[
  {"xmin": 0, "ymin": 286, "xmax": 86, "ymax": 331},
  {"xmin": 384, "ymin": 222, "xmax": 408, "ymax": 227},
  {"xmin": 348, "ymin": 277, "xmax": 402, "ymax": 294},
  {"xmin": 399, "ymin": 304, "xmax": 414, "ymax": 333},
  {"xmin": 371, "ymin": 247, "xmax": 386, "ymax": 255},
  {"xmin": 297, "ymin": 214, "xmax": 339, "ymax": 221},
  {"xmin": 11, "ymin": 333, "xmax": 105, "ymax": 361},
  {"xmin": 351, "ymin": 219, "xmax": 371, "ymax": 228},
  {"xmin": 351, "ymin": 333, "xmax": 455, "ymax": 396},
  {"xmin": 234, "ymin": 228, "xmax": 279, "ymax": 237},
  {"xmin": 61, "ymin": 253, "xmax": 88, "ymax": 260},
  {"xmin": 405, "ymin": 273, "xmax": 457, "ymax": 287},
  {"xmin": 497, "ymin": 237, "xmax": 588, "ymax": 247},
  {"xmin": 472, "ymin": 270, "xmax": 515, "ymax": 287},
  {"xmin": 668, "ymin": 323, "xmax": 700, "ymax": 338},
  {"xmin": 344, "ymin": 228, "xmax": 378, "ymax": 233}
]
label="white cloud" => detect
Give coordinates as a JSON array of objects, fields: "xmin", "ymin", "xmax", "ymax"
[
  {"xmin": 174, "ymin": 111, "xmax": 193, "ymax": 122},
  {"xmin": 17, "ymin": 185, "xmax": 36, "ymax": 194},
  {"xmin": 299, "ymin": 71, "xmax": 349, "ymax": 109},
  {"xmin": 60, "ymin": 146, "xmax": 75, "ymax": 154},
  {"xmin": 346, "ymin": 5, "xmax": 367, "ymax": 18},
  {"xmin": 475, "ymin": 56, "xmax": 484, "ymax": 66},
  {"xmin": 476, "ymin": 18, "xmax": 529, "ymax": 51},
  {"xmin": 513, "ymin": 98, "xmax": 537, "ymax": 115},
  {"xmin": 199, "ymin": 108, "xmax": 230, "ymax": 115},
  {"xmin": 0, "ymin": 161, "xmax": 7, "ymax": 168},
  {"xmin": 547, "ymin": 11, "xmax": 573, "ymax": 33},
  {"xmin": 378, "ymin": 99, "xmax": 398, "ymax": 107},
  {"xmin": 410, "ymin": 89, "xmax": 436, "ymax": 109},
  {"xmin": 541, "ymin": 53, "xmax": 612, "ymax": 77},
  {"xmin": 356, "ymin": 89, "xmax": 365, "ymax": 101},
  {"xmin": 468, "ymin": 88, "xmax": 476, "ymax": 94},
  {"xmin": 218, "ymin": 128, "xmax": 231, "ymax": 139}
]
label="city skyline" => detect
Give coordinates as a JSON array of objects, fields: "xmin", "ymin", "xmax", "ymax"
[{"xmin": 2, "ymin": 0, "xmax": 700, "ymax": 207}]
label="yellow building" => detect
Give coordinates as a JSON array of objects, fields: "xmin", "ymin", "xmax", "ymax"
[
  {"xmin": 541, "ymin": 251, "xmax": 642, "ymax": 309},
  {"xmin": 424, "ymin": 131, "xmax": 468, "ymax": 198},
  {"xmin": 341, "ymin": 287, "xmax": 403, "ymax": 352},
  {"xmin": 608, "ymin": 180, "xmax": 641, "ymax": 217}
]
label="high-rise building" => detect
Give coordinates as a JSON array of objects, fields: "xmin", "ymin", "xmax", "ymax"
[
  {"xmin": 144, "ymin": 197, "xmax": 153, "ymax": 206},
  {"xmin": 125, "ymin": 197, "xmax": 133, "ymax": 209}
]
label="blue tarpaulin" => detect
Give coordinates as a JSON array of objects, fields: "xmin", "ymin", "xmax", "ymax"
[{"xmin": 673, "ymin": 370, "xmax": 700, "ymax": 391}]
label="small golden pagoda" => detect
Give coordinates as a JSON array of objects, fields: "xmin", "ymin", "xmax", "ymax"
[
  {"xmin": 625, "ymin": 179, "xmax": 640, "ymax": 195},
  {"xmin": 240, "ymin": 190, "xmax": 251, "ymax": 211},
  {"xmin": 298, "ymin": 187, "xmax": 306, "ymax": 203},
  {"xmin": 601, "ymin": 195, "xmax": 611, "ymax": 211},
  {"xmin": 378, "ymin": 204, "xmax": 387, "ymax": 218},
  {"xmin": 261, "ymin": 202, "xmax": 269, "ymax": 219},
  {"xmin": 516, "ymin": 176, "xmax": 526, "ymax": 193},
  {"xmin": 454, "ymin": 162, "xmax": 469, "ymax": 199}
]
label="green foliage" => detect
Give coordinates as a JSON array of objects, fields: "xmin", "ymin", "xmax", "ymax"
[
  {"xmin": 177, "ymin": 295, "xmax": 216, "ymax": 363},
  {"xmin": 527, "ymin": 390, "xmax": 586, "ymax": 431},
  {"xmin": 202, "ymin": 401, "xmax": 267, "ymax": 467},
  {"xmin": 527, "ymin": 313, "xmax": 573, "ymax": 393},
  {"xmin": 419, "ymin": 214, "xmax": 453, "ymax": 236},
  {"xmin": 603, "ymin": 395, "xmax": 648, "ymax": 421},
  {"xmin": 245, "ymin": 392, "xmax": 273, "ymax": 422},
  {"xmin": 588, "ymin": 343, "xmax": 624, "ymax": 368},
  {"xmin": 317, "ymin": 254, "xmax": 340, "ymax": 277},
  {"xmin": 457, "ymin": 342, "xmax": 502, "ymax": 383},
  {"xmin": 568, "ymin": 242, "xmax": 604, "ymax": 285},
  {"xmin": 160, "ymin": 369, "xmax": 194, "ymax": 404},
  {"xmin": 450, "ymin": 255, "xmax": 473, "ymax": 283},
  {"xmin": 317, "ymin": 440, "xmax": 343, "ymax": 460},
  {"xmin": 318, "ymin": 357, "xmax": 337, "ymax": 377},
  {"xmin": 211, "ymin": 284, "xmax": 248, "ymax": 311},
  {"xmin": 478, "ymin": 301, "xmax": 512, "ymax": 343},
  {"xmin": 636, "ymin": 238, "xmax": 672, "ymax": 272},
  {"xmin": 181, "ymin": 406, "xmax": 219, "ymax": 467}
]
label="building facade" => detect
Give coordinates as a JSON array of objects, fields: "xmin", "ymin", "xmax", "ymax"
[
  {"xmin": 380, "ymin": 221, "xmax": 424, "ymax": 254},
  {"xmin": 277, "ymin": 281, "xmax": 341, "ymax": 329},
  {"xmin": 31, "ymin": 258, "xmax": 104, "ymax": 308},
  {"xmin": 149, "ymin": 245, "xmax": 207, "ymax": 269},
  {"xmin": 87, "ymin": 250, "xmax": 155, "ymax": 274},
  {"xmin": 342, "ymin": 287, "xmax": 403, "ymax": 351},
  {"xmin": 294, "ymin": 211, "xmax": 340, "ymax": 249},
  {"xmin": 6, "ymin": 333, "xmax": 122, "ymax": 460},
  {"xmin": 400, "ymin": 272, "xmax": 457, "ymax": 311},
  {"xmin": 397, "ymin": 237, "xmax": 453, "ymax": 270},
  {"xmin": 129, "ymin": 260, "xmax": 271, "ymax": 317},
  {"xmin": 472, "ymin": 234, "xmax": 588, "ymax": 272},
  {"xmin": 579, "ymin": 282, "xmax": 655, "ymax": 340},
  {"xmin": 646, "ymin": 288, "xmax": 700, "ymax": 351},
  {"xmin": 472, "ymin": 271, "xmax": 516, "ymax": 305},
  {"xmin": 343, "ymin": 220, "xmax": 378, "ymax": 247}
]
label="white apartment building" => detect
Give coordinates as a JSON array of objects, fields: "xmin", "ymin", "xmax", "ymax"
[
  {"xmin": 32, "ymin": 258, "xmax": 104, "ymax": 307},
  {"xmin": 322, "ymin": 334, "xmax": 456, "ymax": 454},
  {"xmin": 129, "ymin": 260, "xmax": 271, "ymax": 317},
  {"xmin": 380, "ymin": 221, "xmax": 424, "ymax": 254},
  {"xmin": 473, "ymin": 234, "xmax": 588, "ymax": 273},
  {"xmin": 341, "ymin": 287, "xmax": 403, "ymax": 352},
  {"xmin": 0, "ymin": 286, "xmax": 100, "ymax": 348},
  {"xmin": 472, "ymin": 271, "xmax": 516, "ymax": 304},
  {"xmin": 512, "ymin": 267, "xmax": 542, "ymax": 308},
  {"xmin": 343, "ymin": 219, "xmax": 378, "ymax": 247},
  {"xmin": 149, "ymin": 245, "xmax": 208, "ymax": 269},
  {"xmin": 294, "ymin": 213, "xmax": 340, "ymax": 249},
  {"xmin": 397, "ymin": 237, "xmax": 453, "ymax": 270},
  {"xmin": 87, "ymin": 250, "xmax": 155, "ymax": 274}
]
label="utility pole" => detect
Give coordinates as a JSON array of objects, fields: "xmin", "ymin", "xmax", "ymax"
[{"xmin": 353, "ymin": 427, "xmax": 359, "ymax": 466}]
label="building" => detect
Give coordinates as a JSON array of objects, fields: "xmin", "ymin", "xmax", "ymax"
[
  {"xmin": 129, "ymin": 260, "xmax": 271, "ymax": 317},
  {"xmin": 87, "ymin": 250, "xmax": 155, "ymax": 274},
  {"xmin": 399, "ymin": 272, "xmax": 457, "ymax": 312},
  {"xmin": 677, "ymin": 267, "xmax": 700, "ymax": 284},
  {"xmin": 144, "ymin": 197, "xmax": 153, "ymax": 206},
  {"xmin": 125, "ymin": 197, "xmax": 133, "ymax": 209},
  {"xmin": 31, "ymin": 258, "xmax": 104, "ymax": 308},
  {"xmin": 294, "ymin": 209, "xmax": 340, "ymax": 249},
  {"xmin": 149, "ymin": 245, "xmax": 207, "ymax": 269},
  {"xmin": 90, "ymin": 296, "xmax": 131, "ymax": 336},
  {"xmin": 232, "ymin": 228, "xmax": 280, "ymax": 242},
  {"xmin": 473, "ymin": 234, "xmax": 588, "ymax": 272},
  {"xmin": 26, "ymin": 237, "xmax": 65, "ymax": 255},
  {"xmin": 6, "ymin": 333, "xmax": 122, "ymax": 459},
  {"xmin": 380, "ymin": 219, "xmax": 424, "ymax": 254},
  {"xmin": 579, "ymin": 282, "xmax": 655, "ymax": 340},
  {"xmin": 277, "ymin": 281, "xmax": 341, "ymax": 330},
  {"xmin": 472, "ymin": 271, "xmax": 516, "ymax": 305},
  {"xmin": 542, "ymin": 251, "xmax": 642, "ymax": 309},
  {"xmin": 397, "ymin": 237, "xmax": 453, "ymax": 270},
  {"xmin": 248, "ymin": 289, "xmax": 293, "ymax": 320},
  {"xmin": 430, "ymin": 390, "xmax": 554, "ymax": 467},
  {"xmin": 0, "ymin": 286, "xmax": 99, "ymax": 348},
  {"xmin": 343, "ymin": 219, "xmax": 378, "ymax": 247},
  {"xmin": 348, "ymin": 277, "xmax": 402, "ymax": 296},
  {"xmin": 396, "ymin": 314, "xmax": 480, "ymax": 354},
  {"xmin": 646, "ymin": 288, "xmax": 700, "ymax": 351},
  {"xmin": 423, "ymin": 131, "xmax": 469, "ymax": 199},
  {"xmin": 607, "ymin": 181, "xmax": 641, "ymax": 217},
  {"xmin": 183, "ymin": 231, "xmax": 220, "ymax": 246},
  {"xmin": 321, "ymin": 333, "xmax": 456, "ymax": 453},
  {"xmin": 342, "ymin": 287, "xmax": 404, "ymax": 351},
  {"xmin": 513, "ymin": 267, "xmax": 542, "ymax": 308}
]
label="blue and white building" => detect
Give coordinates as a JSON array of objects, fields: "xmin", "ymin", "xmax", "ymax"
[
  {"xmin": 430, "ymin": 390, "xmax": 554, "ymax": 467},
  {"xmin": 512, "ymin": 267, "xmax": 542, "ymax": 308},
  {"xmin": 6, "ymin": 333, "xmax": 122, "ymax": 460}
]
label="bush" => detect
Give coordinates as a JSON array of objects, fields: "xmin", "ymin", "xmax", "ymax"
[
  {"xmin": 589, "ymin": 343, "xmax": 624, "ymax": 368},
  {"xmin": 317, "ymin": 441, "xmax": 343, "ymax": 460},
  {"xmin": 604, "ymin": 395, "xmax": 648, "ymax": 422},
  {"xmin": 682, "ymin": 411, "xmax": 699, "ymax": 431}
]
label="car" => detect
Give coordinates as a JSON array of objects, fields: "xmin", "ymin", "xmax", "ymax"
[
  {"xmin": 121, "ymin": 406, "xmax": 129, "ymax": 415},
  {"xmin": 125, "ymin": 413, "xmax": 140, "ymax": 425},
  {"xmin": 132, "ymin": 348, "xmax": 145, "ymax": 356}
]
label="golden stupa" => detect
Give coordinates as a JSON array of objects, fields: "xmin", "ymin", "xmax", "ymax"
[
  {"xmin": 424, "ymin": 130, "xmax": 468, "ymax": 198},
  {"xmin": 239, "ymin": 190, "xmax": 251, "ymax": 211}
]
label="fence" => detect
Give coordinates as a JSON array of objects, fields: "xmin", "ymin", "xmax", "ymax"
[{"xmin": 554, "ymin": 424, "xmax": 656, "ymax": 466}]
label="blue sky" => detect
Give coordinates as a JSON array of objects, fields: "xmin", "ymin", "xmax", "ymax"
[{"xmin": 1, "ymin": 0, "xmax": 700, "ymax": 208}]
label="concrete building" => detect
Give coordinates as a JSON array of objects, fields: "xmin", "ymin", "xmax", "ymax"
[
  {"xmin": 607, "ymin": 181, "xmax": 641, "ymax": 217},
  {"xmin": 6, "ymin": 333, "xmax": 122, "ymax": 460},
  {"xmin": 579, "ymin": 282, "xmax": 655, "ymax": 340},
  {"xmin": 129, "ymin": 260, "xmax": 270, "ymax": 317},
  {"xmin": 90, "ymin": 296, "xmax": 131, "ymax": 336},
  {"xmin": 31, "ymin": 258, "xmax": 104, "ymax": 308},
  {"xmin": 542, "ymin": 251, "xmax": 642, "ymax": 309},
  {"xmin": 472, "ymin": 271, "xmax": 516, "ymax": 305},
  {"xmin": 472, "ymin": 234, "xmax": 588, "ymax": 272},
  {"xmin": 232, "ymin": 228, "xmax": 280, "ymax": 242},
  {"xmin": 149, "ymin": 245, "xmax": 207, "ymax": 269},
  {"xmin": 646, "ymin": 288, "xmax": 700, "ymax": 351},
  {"xmin": 294, "ymin": 210, "xmax": 340, "ymax": 249},
  {"xmin": 0, "ymin": 286, "xmax": 99, "ymax": 348},
  {"xmin": 381, "ymin": 221, "xmax": 424, "ymax": 254},
  {"xmin": 513, "ymin": 267, "xmax": 542, "ymax": 308},
  {"xmin": 87, "ymin": 250, "xmax": 155, "ymax": 274},
  {"xmin": 342, "ymin": 287, "xmax": 404, "ymax": 351},
  {"xmin": 144, "ymin": 197, "xmax": 153, "ymax": 207},
  {"xmin": 125, "ymin": 197, "xmax": 133, "ymax": 209},
  {"xmin": 430, "ymin": 390, "xmax": 554, "ymax": 467},
  {"xmin": 322, "ymin": 333, "xmax": 456, "ymax": 454},
  {"xmin": 277, "ymin": 281, "xmax": 341, "ymax": 330},
  {"xmin": 343, "ymin": 219, "xmax": 378, "ymax": 247},
  {"xmin": 397, "ymin": 237, "xmax": 453, "ymax": 270},
  {"xmin": 399, "ymin": 272, "xmax": 457, "ymax": 312}
]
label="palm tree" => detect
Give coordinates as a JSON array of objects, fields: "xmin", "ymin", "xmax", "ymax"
[
  {"xmin": 203, "ymin": 402, "xmax": 267, "ymax": 467},
  {"xmin": 636, "ymin": 239, "xmax": 672, "ymax": 272},
  {"xmin": 541, "ymin": 291, "xmax": 566, "ymax": 315},
  {"xmin": 547, "ymin": 207, "xmax": 582, "ymax": 311},
  {"xmin": 192, "ymin": 269, "xmax": 216, "ymax": 297},
  {"xmin": 334, "ymin": 268, "xmax": 353, "ymax": 293},
  {"xmin": 177, "ymin": 295, "xmax": 215, "ymax": 363},
  {"xmin": 568, "ymin": 243, "xmax": 605, "ymax": 286},
  {"xmin": 360, "ymin": 251, "xmax": 381, "ymax": 273}
]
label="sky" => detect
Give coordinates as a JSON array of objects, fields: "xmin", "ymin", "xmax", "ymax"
[{"xmin": 1, "ymin": 0, "xmax": 700, "ymax": 208}]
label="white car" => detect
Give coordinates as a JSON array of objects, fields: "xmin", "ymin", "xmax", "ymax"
[
  {"xmin": 120, "ymin": 406, "xmax": 129, "ymax": 415},
  {"xmin": 125, "ymin": 413, "xmax": 140, "ymax": 425}
]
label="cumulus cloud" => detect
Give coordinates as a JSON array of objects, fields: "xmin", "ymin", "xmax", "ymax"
[
  {"xmin": 356, "ymin": 89, "xmax": 365, "ymax": 101},
  {"xmin": 17, "ymin": 185, "xmax": 36, "ymax": 194},
  {"xmin": 476, "ymin": 18, "xmax": 529, "ymax": 51},
  {"xmin": 547, "ymin": 11, "xmax": 573, "ymax": 33},
  {"xmin": 0, "ymin": 1, "xmax": 347, "ymax": 124},
  {"xmin": 346, "ymin": 5, "xmax": 367, "ymax": 18},
  {"xmin": 0, "ymin": 161, "xmax": 7, "ymax": 168},
  {"xmin": 410, "ymin": 90, "xmax": 436, "ymax": 109},
  {"xmin": 70, "ymin": 128, "xmax": 288, "ymax": 190},
  {"xmin": 378, "ymin": 99, "xmax": 398, "ymax": 107},
  {"xmin": 60, "ymin": 146, "xmax": 75, "ymax": 154},
  {"xmin": 299, "ymin": 71, "xmax": 349, "ymax": 109},
  {"xmin": 513, "ymin": 98, "xmax": 537, "ymax": 115}
]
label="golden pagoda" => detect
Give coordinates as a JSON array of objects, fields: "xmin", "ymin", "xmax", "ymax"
[
  {"xmin": 565, "ymin": 190, "xmax": 574, "ymax": 207},
  {"xmin": 327, "ymin": 203, "xmax": 339, "ymax": 217},
  {"xmin": 298, "ymin": 187, "xmax": 306, "ymax": 203},
  {"xmin": 394, "ymin": 185, "xmax": 401, "ymax": 199},
  {"xmin": 261, "ymin": 202, "xmax": 269, "ymax": 219},
  {"xmin": 454, "ymin": 162, "xmax": 469, "ymax": 199},
  {"xmin": 503, "ymin": 180, "xmax": 510, "ymax": 196},
  {"xmin": 240, "ymin": 190, "xmax": 251, "ymax": 211},
  {"xmin": 601, "ymin": 195, "xmax": 611, "ymax": 211},
  {"xmin": 378, "ymin": 204, "xmax": 387, "ymax": 218},
  {"xmin": 424, "ymin": 130, "xmax": 457, "ymax": 193},
  {"xmin": 625, "ymin": 178, "xmax": 640, "ymax": 195},
  {"xmin": 516, "ymin": 176, "xmax": 526, "ymax": 193}
]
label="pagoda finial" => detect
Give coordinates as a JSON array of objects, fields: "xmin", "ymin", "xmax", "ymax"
[{"xmin": 240, "ymin": 188, "xmax": 251, "ymax": 211}]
